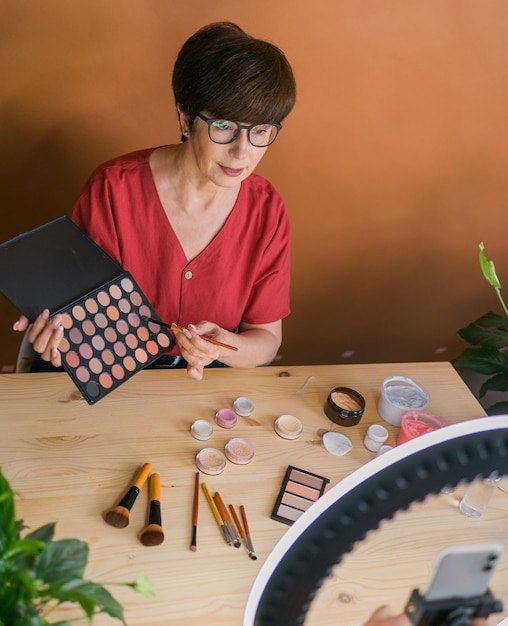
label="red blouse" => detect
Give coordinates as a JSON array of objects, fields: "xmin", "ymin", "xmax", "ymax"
[{"xmin": 71, "ymin": 148, "xmax": 291, "ymax": 342}]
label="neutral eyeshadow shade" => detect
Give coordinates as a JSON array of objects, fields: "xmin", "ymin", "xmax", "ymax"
[
  {"xmin": 76, "ymin": 366, "xmax": 90, "ymax": 383},
  {"xmin": 128, "ymin": 312, "xmax": 140, "ymax": 328},
  {"xmin": 91, "ymin": 335, "xmax": 105, "ymax": 351},
  {"xmin": 69, "ymin": 328, "xmax": 83, "ymax": 345},
  {"xmin": 286, "ymin": 480, "xmax": 320, "ymax": 501},
  {"xmin": 138, "ymin": 304, "xmax": 151, "ymax": 318},
  {"xmin": 82, "ymin": 320, "xmax": 95, "ymax": 336},
  {"xmin": 85, "ymin": 298, "xmax": 99, "ymax": 314},
  {"xmin": 123, "ymin": 356, "xmax": 136, "ymax": 371},
  {"xmin": 78, "ymin": 343, "xmax": 93, "ymax": 360},
  {"xmin": 135, "ymin": 348, "xmax": 148, "ymax": 363},
  {"xmin": 116, "ymin": 319, "xmax": 129, "ymax": 335},
  {"xmin": 130, "ymin": 291, "xmax": 142, "ymax": 306},
  {"xmin": 290, "ymin": 468, "xmax": 326, "ymax": 490},
  {"xmin": 72, "ymin": 305, "xmax": 86, "ymax": 321},
  {"xmin": 137, "ymin": 327, "xmax": 149, "ymax": 342},
  {"xmin": 125, "ymin": 334, "xmax": 138, "ymax": 349},
  {"xmin": 58, "ymin": 337, "xmax": 70, "ymax": 353},
  {"xmin": 118, "ymin": 298, "xmax": 131, "ymax": 313},
  {"xmin": 104, "ymin": 327, "xmax": 116, "ymax": 343},
  {"xmin": 97, "ymin": 291, "xmax": 110, "ymax": 307},
  {"xmin": 121, "ymin": 277, "xmax": 134, "ymax": 293},
  {"xmin": 276, "ymin": 504, "xmax": 304, "ymax": 522},
  {"xmin": 89, "ymin": 358, "xmax": 103, "ymax": 375},
  {"xmin": 157, "ymin": 333, "xmax": 171, "ymax": 348},
  {"xmin": 109, "ymin": 284, "xmax": 122, "ymax": 300},
  {"xmin": 99, "ymin": 373, "xmax": 113, "ymax": 389},
  {"xmin": 95, "ymin": 313, "xmax": 108, "ymax": 329},
  {"xmin": 281, "ymin": 492, "xmax": 314, "ymax": 511},
  {"xmin": 111, "ymin": 364, "xmax": 125, "ymax": 380},
  {"xmin": 113, "ymin": 341, "xmax": 127, "ymax": 357},
  {"xmin": 101, "ymin": 350, "xmax": 115, "ymax": 366},
  {"xmin": 60, "ymin": 313, "xmax": 73, "ymax": 329},
  {"xmin": 146, "ymin": 340, "xmax": 159, "ymax": 355}
]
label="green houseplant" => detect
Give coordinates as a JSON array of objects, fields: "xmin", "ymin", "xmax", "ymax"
[
  {"xmin": 0, "ymin": 469, "xmax": 153, "ymax": 625},
  {"xmin": 452, "ymin": 242, "xmax": 508, "ymax": 416}
]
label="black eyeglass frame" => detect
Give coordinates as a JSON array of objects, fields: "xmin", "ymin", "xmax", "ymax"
[{"xmin": 196, "ymin": 113, "xmax": 282, "ymax": 147}]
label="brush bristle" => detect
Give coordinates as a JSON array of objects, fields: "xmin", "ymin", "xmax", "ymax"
[
  {"xmin": 104, "ymin": 506, "xmax": 130, "ymax": 528},
  {"xmin": 190, "ymin": 545, "xmax": 197, "ymax": 552},
  {"xmin": 140, "ymin": 523, "xmax": 165, "ymax": 546}
]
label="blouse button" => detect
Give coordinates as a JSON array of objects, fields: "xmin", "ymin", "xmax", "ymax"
[{"xmin": 184, "ymin": 270, "xmax": 193, "ymax": 280}]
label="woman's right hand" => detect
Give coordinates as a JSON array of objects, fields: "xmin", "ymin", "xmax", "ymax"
[{"xmin": 13, "ymin": 309, "xmax": 63, "ymax": 367}]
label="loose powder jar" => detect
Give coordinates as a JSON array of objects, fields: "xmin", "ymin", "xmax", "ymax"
[
  {"xmin": 233, "ymin": 396, "xmax": 255, "ymax": 417},
  {"xmin": 195, "ymin": 447, "xmax": 227, "ymax": 475},
  {"xmin": 274, "ymin": 414, "xmax": 303, "ymax": 440},
  {"xmin": 324, "ymin": 386, "xmax": 365, "ymax": 427},
  {"xmin": 224, "ymin": 438, "xmax": 254, "ymax": 465},
  {"xmin": 190, "ymin": 420, "xmax": 213, "ymax": 441},
  {"xmin": 215, "ymin": 408, "xmax": 238, "ymax": 429}
]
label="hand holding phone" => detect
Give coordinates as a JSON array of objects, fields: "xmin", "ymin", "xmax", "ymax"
[{"xmin": 405, "ymin": 544, "xmax": 504, "ymax": 626}]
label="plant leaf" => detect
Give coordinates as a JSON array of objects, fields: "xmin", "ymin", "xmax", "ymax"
[
  {"xmin": 452, "ymin": 347, "xmax": 508, "ymax": 375},
  {"xmin": 26, "ymin": 522, "xmax": 55, "ymax": 544},
  {"xmin": 479, "ymin": 242, "xmax": 502, "ymax": 289},
  {"xmin": 34, "ymin": 539, "xmax": 88, "ymax": 584},
  {"xmin": 479, "ymin": 372, "xmax": 508, "ymax": 397},
  {"xmin": 457, "ymin": 317, "xmax": 508, "ymax": 349},
  {"xmin": 56, "ymin": 580, "xmax": 126, "ymax": 624},
  {"xmin": 486, "ymin": 401, "xmax": 508, "ymax": 415},
  {"xmin": 130, "ymin": 575, "xmax": 155, "ymax": 598},
  {"xmin": 0, "ymin": 470, "xmax": 18, "ymax": 551}
]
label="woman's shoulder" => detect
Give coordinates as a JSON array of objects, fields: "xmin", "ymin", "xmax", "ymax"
[
  {"xmin": 86, "ymin": 147, "xmax": 162, "ymax": 182},
  {"xmin": 241, "ymin": 173, "xmax": 284, "ymax": 206}
]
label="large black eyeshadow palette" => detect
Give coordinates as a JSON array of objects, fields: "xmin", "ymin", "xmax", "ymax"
[{"xmin": 0, "ymin": 216, "xmax": 174, "ymax": 404}]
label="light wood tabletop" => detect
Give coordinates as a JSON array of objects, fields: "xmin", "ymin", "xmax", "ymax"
[{"xmin": 1, "ymin": 362, "xmax": 506, "ymax": 626}]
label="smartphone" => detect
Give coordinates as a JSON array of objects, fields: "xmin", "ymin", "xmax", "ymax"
[{"xmin": 423, "ymin": 544, "xmax": 502, "ymax": 602}]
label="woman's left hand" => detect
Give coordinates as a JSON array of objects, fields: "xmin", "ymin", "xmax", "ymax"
[{"xmin": 175, "ymin": 321, "xmax": 225, "ymax": 380}]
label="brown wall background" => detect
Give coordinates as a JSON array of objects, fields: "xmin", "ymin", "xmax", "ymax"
[{"xmin": 1, "ymin": 0, "xmax": 508, "ymax": 370}]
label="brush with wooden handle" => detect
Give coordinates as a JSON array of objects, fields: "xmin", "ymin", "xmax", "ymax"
[{"xmin": 103, "ymin": 462, "xmax": 152, "ymax": 528}]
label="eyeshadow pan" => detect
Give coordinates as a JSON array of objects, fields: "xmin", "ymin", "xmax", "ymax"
[
  {"xmin": 123, "ymin": 355, "xmax": 136, "ymax": 371},
  {"xmin": 111, "ymin": 364, "xmax": 125, "ymax": 380},
  {"xmin": 59, "ymin": 337, "xmax": 70, "ymax": 353},
  {"xmin": 271, "ymin": 465, "xmax": 330, "ymax": 526},
  {"xmin": 79, "ymin": 343, "xmax": 93, "ymax": 359},
  {"xmin": 130, "ymin": 291, "xmax": 142, "ymax": 306},
  {"xmin": 95, "ymin": 313, "xmax": 108, "ymax": 329},
  {"xmin": 101, "ymin": 349, "xmax": 115, "ymax": 366},
  {"xmin": 118, "ymin": 298, "xmax": 131, "ymax": 313},
  {"xmin": 121, "ymin": 277, "xmax": 133, "ymax": 292},
  {"xmin": 72, "ymin": 305, "xmax": 86, "ymax": 321},
  {"xmin": 104, "ymin": 327, "xmax": 117, "ymax": 343},
  {"xmin": 89, "ymin": 357, "xmax": 103, "ymax": 374},
  {"xmin": 91, "ymin": 335, "xmax": 105, "ymax": 351},
  {"xmin": 76, "ymin": 366, "xmax": 90, "ymax": 383},
  {"xmin": 69, "ymin": 328, "xmax": 83, "ymax": 344},
  {"xmin": 116, "ymin": 319, "xmax": 129, "ymax": 335},
  {"xmin": 107, "ymin": 305, "xmax": 120, "ymax": 321},
  {"xmin": 82, "ymin": 319, "xmax": 95, "ymax": 336},
  {"xmin": 113, "ymin": 341, "xmax": 127, "ymax": 357},
  {"xmin": 97, "ymin": 291, "xmax": 110, "ymax": 307},
  {"xmin": 125, "ymin": 334, "xmax": 138, "ymax": 349},
  {"xmin": 85, "ymin": 298, "xmax": 99, "ymax": 314},
  {"xmin": 137, "ymin": 326, "xmax": 149, "ymax": 342},
  {"xmin": 66, "ymin": 352, "xmax": 80, "ymax": 368},
  {"xmin": 109, "ymin": 284, "xmax": 122, "ymax": 299},
  {"xmin": 127, "ymin": 312, "xmax": 140, "ymax": 328},
  {"xmin": 61, "ymin": 313, "xmax": 73, "ymax": 329}
]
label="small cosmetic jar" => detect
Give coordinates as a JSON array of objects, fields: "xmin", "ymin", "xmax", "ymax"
[
  {"xmin": 363, "ymin": 423, "xmax": 389, "ymax": 452},
  {"xmin": 224, "ymin": 438, "xmax": 254, "ymax": 465},
  {"xmin": 274, "ymin": 414, "xmax": 303, "ymax": 440},
  {"xmin": 324, "ymin": 387, "xmax": 365, "ymax": 427},
  {"xmin": 195, "ymin": 447, "xmax": 227, "ymax": 475},
  {"xmin": 233, "ymin": 396, "xmax": 255, "ymax": 417},
  {"xmin": 376, "ymin": 444, "xmax": 394, "ymax": 457},
  {"xmin": 215, "ymin": 408, "xmax": 237, "ymax": 429},
  {"xmin": 377, "ymin": 376, "xmax": 429, "ymax": 427},
  {"xmin": 190, "ymin": 419, "xmax": 213, "ymax": 441},
  {"xmin": 396, "ymin": 411, "xmax": 445, "ymax": 446}
]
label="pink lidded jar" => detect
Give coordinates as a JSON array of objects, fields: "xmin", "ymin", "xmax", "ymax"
[{"xmin": 215, "ymin": 408, "xmax": 237, "ymax": 429}]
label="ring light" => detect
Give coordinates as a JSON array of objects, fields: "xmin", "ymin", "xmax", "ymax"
[{"xmin": 244, "ymin": 416, "xmax": 508, "ymax": 626}]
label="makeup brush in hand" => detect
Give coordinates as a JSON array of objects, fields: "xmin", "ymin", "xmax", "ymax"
[
  {"xmin": 139, "ymin": 473, "xmax": 165, "ymax": 547},
  {"xmin": 103, "ymin": 462, "xmax": 152, "ymax": 528}
]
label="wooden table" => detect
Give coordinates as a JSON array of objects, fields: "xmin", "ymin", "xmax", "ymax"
[{"xmin": 1, "ymin": 362, "xmax": 506, "ymax": 625}]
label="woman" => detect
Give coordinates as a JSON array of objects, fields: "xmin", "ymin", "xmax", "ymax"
[{"xmin": 14, "ymin": 22, "xmax": 296, "ymax": 380}]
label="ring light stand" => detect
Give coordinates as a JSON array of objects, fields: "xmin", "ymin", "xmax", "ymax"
[{"xmin": 244, "ymin": 416, "xmax": 508, "ymax": 626}]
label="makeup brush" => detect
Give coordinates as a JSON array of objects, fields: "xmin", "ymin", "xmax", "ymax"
[
  {"xmin": 139, "ymin": 473, "xmax": 165, "ymax": 547},
  {"xmin": 103, "ymin": 462, "xmax": 152, "ymax": 528},
  {"xmin": 190, "ymin": 471, "xmax": 199, "ymax": 552},
  {"xmin": 201, "ymin": 482, "xmax": 231, "ymax": 545},
  {"xmin": 229, "ymin": 504, "xmax": 252, "ymax": 559},
  {"xmin": 240, "ymin": 505, "xmax": 257, "ymax": 560},
  {"xmin": 213, "ymin": 492, "xmax": 241, "ymax": 548},
  {"xmin": 142, "ymin": 316, "xmax": 238, "ymax": 351}
]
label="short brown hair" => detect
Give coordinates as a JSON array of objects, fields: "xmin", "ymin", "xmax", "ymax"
[{"xmin": 172, "ymin": 22, "xmax": 296, "ymax": 128}]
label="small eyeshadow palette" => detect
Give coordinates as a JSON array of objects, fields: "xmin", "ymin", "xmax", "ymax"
[
  {"xmin": 271, "ymin": 465, "xmax": 330, "ymax": 526},
  {"xmin": 0, "ymin": 217, "xmax": 174, "ymax": 404}
]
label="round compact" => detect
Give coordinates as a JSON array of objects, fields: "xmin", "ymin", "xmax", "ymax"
[
  {"xmin": 190, "ymin": 420, "xmax": 213, "ymax": 441},
  {"xmin": 215, "ymin": 408, "xmax": 237, "ymax": 429},
  {"xmin": 224, "ymin": 438, "xmax": 254, "ymax": 465},
  {"xmin": 233, "ymin": 396, "xmax": 255, "ymax": 417},
  {"xmin": 195, "ymin": 447, "xmax": 227, "ymax": 475},
  {"xmin": 324, "ymin": 387, "xmax": 365, "ymax": 427},
  {"xmin": 274, "ymin": 414, "xmax": 303, "ymax": 440}
]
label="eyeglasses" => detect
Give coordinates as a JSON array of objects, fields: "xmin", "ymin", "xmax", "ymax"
[{"xmin": 197, "ymin": 113, "xmax": 282, "ymax": 147}]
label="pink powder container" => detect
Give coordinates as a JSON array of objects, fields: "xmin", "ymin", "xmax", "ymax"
[
  {"xmin": 224, "ymin": 438, "xmax": 254, "ymax": 465},
  {"xmin": 195, "ymin": 447, "xmax": 227, "ymax": 475},
  {"xmin": 215, "ymin": 408, "xmax": 237, "ymax": 429}
]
